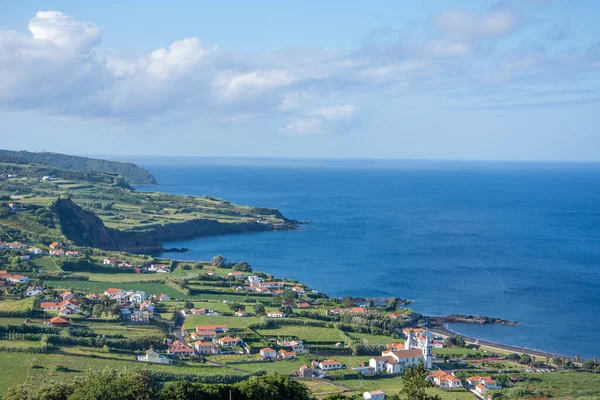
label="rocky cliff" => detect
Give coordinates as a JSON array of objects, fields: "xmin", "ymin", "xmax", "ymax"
[{"xmin": 52, "ymin": 198, "xmax": 298, "ymax": 253}]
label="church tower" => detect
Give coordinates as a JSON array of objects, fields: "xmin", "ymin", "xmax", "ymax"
[
  {"xmin": 422, "ymin": 336, "xmax": 432, "ymax": 369},
  {"xmin": 404, "ymin": 332, "xmax": 413, "ymax": 350}
]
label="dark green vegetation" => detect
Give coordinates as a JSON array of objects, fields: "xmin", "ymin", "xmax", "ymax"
[
  {"xmin": 0, "ymin": 159, "xmax": 297, "ymax": 252},
  {"xmin": 2, "ymin": 369, "xmax": 313, "ymax": 400},
  {"xmin": 0, "ymin": 149, "xmax": 156, "ymax": 185}
]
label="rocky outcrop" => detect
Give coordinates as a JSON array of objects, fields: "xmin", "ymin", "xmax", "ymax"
[
  {"xmin": 445, "ymin": 314, "xmax": 519, "ymax": 326},
  {"xmin": 52, "ymin": 198, "xmax": 298, "ymax": 253}
]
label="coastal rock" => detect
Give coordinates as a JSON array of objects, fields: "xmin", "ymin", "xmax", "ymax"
[{"xmin": 444, "ymin": 314, "xmax": 519, "ymax": 326}]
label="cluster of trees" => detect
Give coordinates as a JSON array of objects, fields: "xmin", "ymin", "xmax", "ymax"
[
  {"xmin": 443, "ymin": 335, "xmax": 466, "ymax": 348},
  {"xmin": 210, "ymin": 255, "xmax": 253, "ymax": 272},
  {"xmin": 3, "ymin": 370, "xmax": 314, "ymax": 400}
]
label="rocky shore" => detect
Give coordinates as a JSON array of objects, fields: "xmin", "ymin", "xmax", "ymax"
[{"xmin": 444, "ymin": 314, "xmax": 519, "ymax": 325}]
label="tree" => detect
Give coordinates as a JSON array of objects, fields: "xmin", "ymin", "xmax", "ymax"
[
  {"xmin": 232, "ymin": 262, "xmax": 252, "ymax": 272},
  {"xmin": 92, "ymin": 304, "xmax": 104, "ymax": 318},
  {"xmin": 67, "ymin": 369, "xmax": 159, "ymax": 400},
  {"xmin": 342, "ymin": 296, "xmax": 354, "ymax": 308},
  {"xmin": 236, "ymin": 375, "xmax": 313, "ymax": 400},
  {"xmin": 253, "ymin": 303, "xmax": 265, "ymax": 315},
  {"xmin": 211, "ymin": 255, "xmax": 227, "ymax": 268},
  {"xmin": 594, "ymin": 356, "xmax": 598, "ymax": 369},
  {"xmin": 443, "ymin": 335, "xmax": 466, "ymax": 348},
  {"xmin": 387, "ymin": 297, "xmax": 398, "ymax": 310},
  {"xmin": 582, "ymin": 360, "xmax": 595, "ymax": 370},
  {"xmin": 519, "ymin": 354, "xmax": 532, "ymax": 365},
  {"xmin": 184, "ymin": 300, "xmax": 194, "ymax": 310},
  {"xmin": 399, "ymin": 363, "xmax": 440, "ymax": 400},
  {"xmin": 228, "ymin": 303, "xmax": 245, "ymax": 312}
]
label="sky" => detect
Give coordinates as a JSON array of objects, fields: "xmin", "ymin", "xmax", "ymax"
[{"xmin": 1, "ymin": 0, "xmax": 599, "ymax": 161}]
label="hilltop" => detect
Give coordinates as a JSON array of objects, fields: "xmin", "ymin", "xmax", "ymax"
[
  {"xmin": 0, "ymin": 159, "xmax": 298, "ymax": 252},
  {"xmin": 0, "ymin": 149, "xmax": 157, "ymax": 185}
]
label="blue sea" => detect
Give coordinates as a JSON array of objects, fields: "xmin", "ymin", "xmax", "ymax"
[{"xmin": 128, "ymin": 158, "xmax": 600, "ymax": 359}]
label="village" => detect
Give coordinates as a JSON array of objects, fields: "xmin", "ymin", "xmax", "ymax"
[{"xmin": 2, "ymin": 239, "xmax": 597, "ymax": 399}]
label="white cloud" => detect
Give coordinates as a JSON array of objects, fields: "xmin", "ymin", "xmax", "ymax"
[
  {"xmin": 0, "ymin": 6, "xmax": 597, "ymax": 133},
  {"xmin": 284, "ymin": 105, "xmax": 360, "ymax": 135},
  {"xmin": 28, "ymin": 11, "xmax": 101, "ymax": 51}
]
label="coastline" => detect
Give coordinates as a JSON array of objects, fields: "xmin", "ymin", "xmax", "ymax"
[
  {"xmin": 162, "ymin": 247, "xmax": 578, "ymax": 362},
  {"xmin": 428, "ymin": 317, "xmax": 579, "ymax": 362}
]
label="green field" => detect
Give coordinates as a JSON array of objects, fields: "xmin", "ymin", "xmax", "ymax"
[
  {"xmin": 0, "ymin": 351, "xmax": 235, "ymax": 395},
  {"xmin": 347, "ymin": 331, "xmax": 397, "ymax": 345},
  {"xmin": 231, "ymin": 359, "xmax": 306, "ymax": 374},
  {"xmin": 45, "ymin": 280, "xmax": 183, "ymax": 298},
  {"xmin": 30, "ymin": 256, "xmax": 61, "ymax": 272},
  {"xmin": 257, "ymin": 326, "xmax": 345, "ymax": 343},
  {"xmin": 0, "ymin": 298, "xmax": 34, "ymax": 312},
  {"xmin": 182, "ymin": 315, "xmax": 261, "ymax": 331},
  {"xmin": 503, "ymin": 371, "xmax": 600, "ymax": 399}
]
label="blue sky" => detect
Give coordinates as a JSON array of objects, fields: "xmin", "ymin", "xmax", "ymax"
[{"xmin": 1, "ymin": 1, "xmax": 599, "ymax": 160}]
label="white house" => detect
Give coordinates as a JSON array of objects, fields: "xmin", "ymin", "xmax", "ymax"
[
  {"xmin": 154, "ymin": 293, "xmax": 170, "ymax": 301},
  {"xmin": 429, "ymin": 371, "xmax": 462, "ymax": 389},
  {"xmin": 277, "ymin": 350, "xmax": 297, "ymax": 359},
  {"xmin": 19, "ymin": 255, "xmax": 30, "ymax": 261},
  {"xmin": 138, "ymin": 349, "xmax": 172, "ymax": 364},
  {"xmin": 130, "ymin": 291, "xmax": 147, "ymax": 305},
  {"xmin": 7, "ymin": 275, "xmax": 29, "ymax": 284},
  {"xmin": 103, "ymin": 257, "xmax": 122, "ymax": 265},
  {"xmin": 291, "ymin": 286, "xmax": 305, "ymax": 294},
  {"xmin": 267, "ymin": 311, "xmax": 286, "ymax": 318},
  {"xmin": 104, "ymin": 288, "xmax": 125, "ymax": 299},
  {"xmin": 281, "ymin": 340, "xmax": 306, "ymax": 353},
  {"xmin": 369, "ymin": 348, "xmax": 427, "ymax": 374},
  {"xmin": 318, "ymin": 360, "xmax": 343, "ymax": 370},
  {"xmin": 235, "ymin": 310, "xmax": 248, "ymax": 317},
  {"xmin": 216, "ymin": 336, "xmax": 242, "ymax": 347},
  {"xmin": 28, "ymin": 248, "xmax": 44, "ymax": 255},
  {"xmin": 26, "ymin": 286, "xmax": 43, "ymax": 297},
  {"xmin": 167, "ymin": 340, "xmax": 194, "ymax": 356},
  {"xmin": 195, "ymin": 341, "xmax": 220, "ymax": 355},
  {"xmin": 248, "ymin": 276, "xmax": 263, "ymax": 286},
  {"xmin": 363, "ymin": 390, "xmax": 385, "ymax": 400},
  {"xmin": 139, "ymin": 300, "xmax": 155, "ymax": 313},
  {"xmin": 260, "ymin": 347, "xmax": 277, "ymax": 359},
  {"xmin": 467, "ymin": 376, "xmax": 501, "ymax": 390},
  {"xmin": 475, "ymin": 384, "xmax": 489, "ymax": 395},
  {"xmin": 228, "ymin": 271, "xmax": 245, "ymax": 279},
  {"xmin": 49, "ymin": 249, "xmax": 65, "ymax": 256}
]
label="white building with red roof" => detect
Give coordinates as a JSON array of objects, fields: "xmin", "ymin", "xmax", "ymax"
[
  {"xmin": 260, "ymin": 347, "xmax": 277, "ymax": 359},
  {"xmin": 195, "ymin": 341, "xmax": 220, "ymax": 354},
  {"xmin": 167, "ymin": 340, "xmax": 194, "ymax": 356},
  {"xmin": 429, "ymin": 370, "xmax": 462, "ymax": 388},
  {"xmin": 363, "ymin": 390, "xmax": 385, "ymax": 400},
  {"xmin": 277, "ymin": 349, "xmax": 297, "ymax": 359},
  {"xmin": 318, "ymin": 359, "xmax": 343, "ymax": 370}
]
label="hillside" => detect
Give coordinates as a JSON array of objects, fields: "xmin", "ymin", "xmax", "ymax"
[
  {"xmin": 0, "ymin": 160, "xmax": 298, "ymax": 252},
  {"xmin": 0, "ymin": 149, "xmax": 156, "ymax": 185}
]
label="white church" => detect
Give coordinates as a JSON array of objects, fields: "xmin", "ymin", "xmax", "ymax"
[{"xmin": 368, "ymin": 329, "xmax": 433, "ymax": 374}]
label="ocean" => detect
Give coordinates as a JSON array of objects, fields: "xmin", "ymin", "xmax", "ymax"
[{"xmin": 129, "ymin": 158, "xmax": 600, "ymax": 359}]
